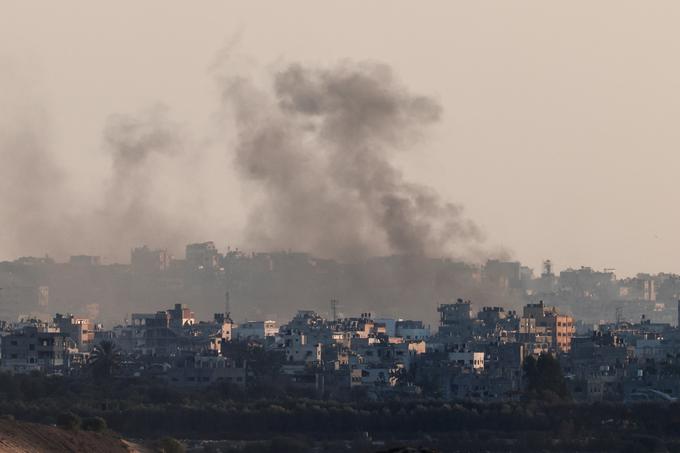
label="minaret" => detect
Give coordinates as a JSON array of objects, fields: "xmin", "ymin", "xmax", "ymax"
[
  {"xmin": 225, "ymin": 291, "xmax": 232, "ymax": 322},
  {"xmin": 219, "ymin": 291, "xmax": 234, "ymax": 341}
]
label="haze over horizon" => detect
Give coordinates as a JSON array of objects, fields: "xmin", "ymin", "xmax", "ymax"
[{"xmin": 2, "ymin": 1, "xmax": 680, "ymax": 278}]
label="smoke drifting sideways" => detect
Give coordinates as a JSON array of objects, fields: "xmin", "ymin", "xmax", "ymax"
[
  {"xmin": 0, "ymin": 79, "xmax": 230, "ymax": 262},
  {"xmin": 0, "ymin": 61, "xmax": 70, "ymax": 260},
  {"xmin": 88, "ymin": 104, "xmax": 242, "ymax": 262},
  {"xmin": 219, "ymin": 61, "xmax": 484, "ymax": 262},
  {"xmin": 0, "ymin": 57, "xmax": 487, "ymax": 266}
]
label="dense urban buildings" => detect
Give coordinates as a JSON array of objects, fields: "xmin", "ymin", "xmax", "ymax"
[
  {"xmin": 3, "ymin": 244, "xmax": 678, "ymax": 328},
  {"xmin": 1, "ymin": 243, "xmax": 679, "ymax": 403}
]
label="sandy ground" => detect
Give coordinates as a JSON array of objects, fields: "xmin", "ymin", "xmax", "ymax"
[{"xmin": 0, "ymin": 419, "xmax": 136, "ymax": 453}]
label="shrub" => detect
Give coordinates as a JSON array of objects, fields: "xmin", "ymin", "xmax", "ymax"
[
  {"xmin": 82, "ymin": 416, "xmax": 107, "ymax": 432},
  {"xmin": 157, "ymin": 437, "xmax": 186, "ymax": 453},
  {"xmin": 56, "ymin": 412, "xmax": 81, "ymax": 431}
]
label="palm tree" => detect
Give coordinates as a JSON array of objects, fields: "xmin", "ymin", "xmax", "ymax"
[{"xmin": 89, "ymin": 340, "xmax": 122, "ymax": 380}]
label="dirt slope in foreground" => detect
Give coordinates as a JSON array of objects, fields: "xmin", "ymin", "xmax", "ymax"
[{"xmin": 0, "ymin": 419, "xmax": 139, "ymax": 453}]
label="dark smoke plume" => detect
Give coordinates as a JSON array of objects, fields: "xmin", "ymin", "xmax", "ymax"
[
  {"xmin": 0, "ymin": 57, "xmax": 486, "ymax": 267},
  {"xmin": 221, "ymin": 61, "xmax": 483, "ymax": 261}
]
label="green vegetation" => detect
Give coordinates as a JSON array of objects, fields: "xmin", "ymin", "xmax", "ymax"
[
  {"xmin": 156, "ymin": 436, "xmax": 186, "ymax": 453},
  {"xmin": 89, "ymin": 341, "xmax": 122, "ymax": 381},
  {"xmin": 523, "ymin": 352, "xmax": 570, "ymax": 401},
  {"xmin": 56, "ymin": 412, "xmax": 81, "ymax": 431},
  {"xmin": 82, "ymin": 416, "xmax": 107, "ymax": 432},
  {"xmin": 0, "ymin": 371, "xmax": 679, "ymax": 451}
]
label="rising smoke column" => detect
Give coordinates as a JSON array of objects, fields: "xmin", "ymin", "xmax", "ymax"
[
  {"xmin": 221, "ymin": 61, "xmax": 483, "ymax": 261},
  {"xmin": 0, "ymin": 59, "xmax": 202, "ymax": 262},
  {"xmin": 0, "ymin": 57, "xmax": 485, "ymax": 265},
  {"xmin": 95, "ymin": 105, "xmax": 199, "ymax": 260}
]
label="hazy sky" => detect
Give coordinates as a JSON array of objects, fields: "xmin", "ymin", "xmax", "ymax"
[{"xmin": 1, "ymin": 1, "xmax": 680, "ymax": 277}]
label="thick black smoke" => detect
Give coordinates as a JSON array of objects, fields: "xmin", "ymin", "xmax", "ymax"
[{"xmin": 221, "ymin": 61, "xmax": 483, "ymax": 261}]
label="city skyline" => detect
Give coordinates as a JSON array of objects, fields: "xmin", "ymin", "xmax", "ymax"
[{"xmin": 3, "ymin": 3, "xmax": 680, "ymax": 450}]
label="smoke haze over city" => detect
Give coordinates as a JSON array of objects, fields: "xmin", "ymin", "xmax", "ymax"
[
  {"xmin": 4, "ymin": 5, "xmax": 680, "ymax": 452},
  {"xmin": 2, "ymin": 2, "xmax": 680, "ymax": 276},
  {"xmin": 1, "ymin": 48, "xmax": 486, "ymax": 266}
]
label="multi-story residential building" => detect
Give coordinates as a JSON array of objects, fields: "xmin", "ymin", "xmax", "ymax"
[
  {"xmin": 281, "ymin": 330, "xmax": 322, "ymax": 364},
  {"xmin": 438, "ymin": 299, "xmax": 475, "ymax": 340},
  {"xmin": 164, "ymin": 354, "xmax": 246, "ymax": 388},
  {"xmin": 53, "ymin": 313, "xmax": 95, "ymax": 351},
  {"xmin": 131, "ymin": 245, "xmax": 172, "ymax": 273},
  {"xmin": 0, "ymin": 285, "xmax": 49, "ymax": 321},
  {"xmin": 564, "ymin": 333, "xmax": 630, "ymax": 401},
  {"xmin": 1, "ymin": 326, "xmax": 65, "ymax": 373},
  {"xmin": 167, "ymin": 303, "xmax": 196, "ymax": 330},
  {"xmin": 186, "ymin": 242, "xmax": 220, "ymax": 270},
  {"xmin": 476, "ymin": 307, "xmax": 519, "ymax": 338},
  {"xmin": 328, "ymin": 313, "xmax": 378, "ymax": 340},
  {"xmin": 233, "ymin": 320, "xmax": 277, "ymax": 341},
  {"xmin": 477, "ymin": 306, "xmax": 508, "ymax": 326},
  {"xmin": 395, "ymin": 320, "xmax": 429, "ymax": 341},
  {"xmin": 483, "ymin": 260, "xmax": 522, "ymax": 291},
  {"xmin": 448, "ymin": 350, "xmax": 485, "ymax": 370},
  {"xmin": 618, "ymin": 275, "xmax": 656, "ymax": 301},
  {"xmin": 124, "ymin": 305, "xmax": 195, "ymax": 354},
  {"xmin": 131, "ymin": 311, "xmax": 171, "ymax": 328},
  {"xmin": 553, "ymin": 314, "xmax": 576, "ymax": 352},
  {"xmin": 559, "ymin": 266, "xmax": 617, "ymax": 300},
  {"xmin": 520, "ymin": 301, "xmax": 575, "ymax": 352},
  {"xmin": 349, "ymin": 365, "xmax": 395, "ymax": 387}
]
